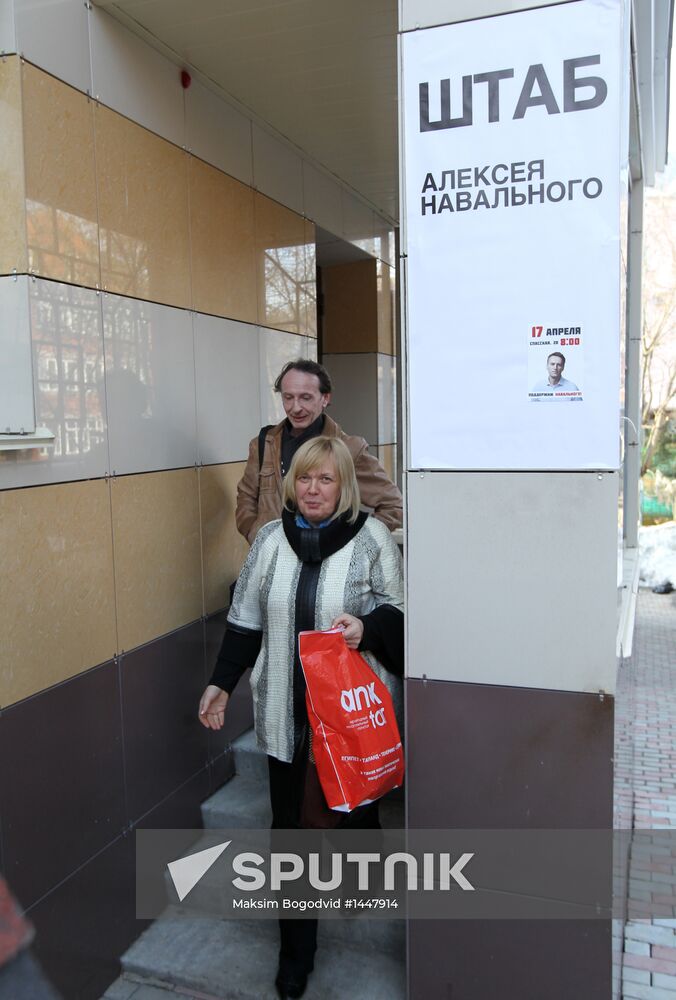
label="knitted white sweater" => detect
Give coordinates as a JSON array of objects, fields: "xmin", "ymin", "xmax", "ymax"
[{"xmin": 228, "ymin": 515, "xmax": 404, "ymax": 763}]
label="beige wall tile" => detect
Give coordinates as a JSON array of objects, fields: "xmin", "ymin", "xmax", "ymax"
[
  {"xmin": 111, "ymin": 467, "xmax": 202, "ymax": 651},
  {"xmin": 321, "ymin": 259, "xmax": 378, "ymax": 354},
  {"xmin": 0, "ymin": 479, "xmax": 117, "ymax": 707},
  {"xmin": 378, "ymin": 444, "xmax": 396, "ymax": 483},
  {"xmin": 96, "ymin": 105, "xmax": 191, "ymax": 309},
  {"xmin": 23, "ymin": 63, "xmax": 100, "ymax": 288},
  {"xmin": 254, "ymin": 192, "xmax": 306, "ymax": 334},
  {"xmin": 377, "ymin": 261, "xmax": 396, "ymax": 357},
  {"xmin": 0, "ymin": 57, "xmax": 27, "ymax": 275},
  {"xmin": 189, "ymin": 157, "xmax": 257, "ymax": 324},
  {"xmin": 199, "ymin": 462, "xmax": 249, "ymax": 615},
  {"xmin": 303, "ymin": 218, "xmax": 317, "ymax": 338}
]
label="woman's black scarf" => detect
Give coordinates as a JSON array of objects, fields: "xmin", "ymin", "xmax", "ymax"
[{"xmin": 282, "ymin": 507, "xmax": 368, "ymax": 564}]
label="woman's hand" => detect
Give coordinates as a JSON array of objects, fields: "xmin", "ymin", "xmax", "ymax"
[
  {"xmin": 331, "ymin": 613, "xmax": 364, "ymax": 649},
  {"xmin": 199, "ymin": 685, "xmax": 229, "ymax": 730}
]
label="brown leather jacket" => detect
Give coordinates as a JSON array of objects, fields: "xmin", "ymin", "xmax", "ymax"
[{"xmin": 235, "ymin": 414, "xmax": 403, "ymax": 543}]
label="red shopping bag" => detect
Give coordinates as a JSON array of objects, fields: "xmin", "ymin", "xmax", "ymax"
[{"xmin": 299, "ymin": 628, "xmax": 404, "ymax": 812}]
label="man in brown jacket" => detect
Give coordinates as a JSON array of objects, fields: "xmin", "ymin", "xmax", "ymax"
[{"xmin": 235, "ymin": 359, "xmax": 403, "ymax": 544}]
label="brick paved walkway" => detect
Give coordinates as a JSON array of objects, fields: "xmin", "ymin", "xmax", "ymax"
[{"xmin": 621, "ymin": 591, "xmax": 676, "ymax": 999}]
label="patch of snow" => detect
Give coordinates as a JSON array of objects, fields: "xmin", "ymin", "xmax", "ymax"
[{"xmin": 639, "ymin": 521, "xmax": 676, "ymax": 587}]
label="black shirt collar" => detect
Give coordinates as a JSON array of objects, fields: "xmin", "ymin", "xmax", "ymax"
[
  {"xmin": 280, "ymin": 414, "xmax": 326, "ymax": 476},
  {"xmin": 282, "ymin": 413, "xmax": 325, "ymax": 443}
]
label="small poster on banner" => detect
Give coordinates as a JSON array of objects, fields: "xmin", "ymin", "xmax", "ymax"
[{"xmin": 527, "ymin": 324, "xmax": 584, "ymax": 402}]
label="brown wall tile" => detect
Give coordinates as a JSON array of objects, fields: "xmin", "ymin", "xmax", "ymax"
[
  {"xmin": 409, "ymin": 919, "xmax": 611, "ymax": 999},
  {"xmin": 120, "ymin": 621, "xmax": 207, "ymax": 821},
  {"xmin": 321, "ymin": 259, "xmax": 378, "ymax": 353},
  {"xmin": 378, "ymin": 444, "xmax": 396, "ymax": 482},
  {"xmin": 135, "ymin": 770, "xmax": 212, "ymax": 920},
  {"xmin": 205, "ymin": 611, "xmax": 254, "ymax": 755},
  {"xmin": 199, "ymin": 462, "xmax": 249, "ymax": 615},
  {"xmin": 28, "ymin": 833, "xmax": 139, "ymax": 1000},
  {"xmin": 406, "ymin": 677, "xmax": 614, "ymax": 829},
  {"xmin": 189, "ymin": 157, "xmax": 257, "ymax": 323},
  {"xmin": 96, "ymin": 105, "xmax": 190, "ymax": 309},
  {"xmin": 0, "ymin": 478, "xmax": 117, "ymax": 707},
  {"xmin": 23, "ymin": 64, "xmax": 99, "ymax": 288},
  {"xmin": 0, "ymin": 56, "xmax": 27, "ymax": 275},
  {"xmin": 377, "ymin": 260, "xmax": 395, "ymax": 356},
  {"xmin": 136, "ymin": 768, "xmax": 211, "ymax": 833},
  {"xmin": 111, "ymin": 468, "xmax": 203, "ymax": 651},
  {"xmin": 133, "ymin": 769, "xmax": 212, "ymax": 918},
  {"xmin": 0, "ymin": 660, "xmax": 125, "ymax": 908}
]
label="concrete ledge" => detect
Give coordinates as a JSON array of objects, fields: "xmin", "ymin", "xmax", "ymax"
[{"xmin": 617, "ymin": 546, "xmax": 640, "ymax": 659}]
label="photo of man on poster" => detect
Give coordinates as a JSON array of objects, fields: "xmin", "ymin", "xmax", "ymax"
[{"xmin": 531, "ymin": 351, "xmax": 580, "ymax": 393}]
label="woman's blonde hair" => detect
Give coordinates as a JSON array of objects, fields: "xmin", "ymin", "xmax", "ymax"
[{"xmin": 283, "ymin": 436, "xmax": 360, "ymax": 524}]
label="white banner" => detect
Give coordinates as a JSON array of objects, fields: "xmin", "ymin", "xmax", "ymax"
[{"xmin": 402, "ymin": 0, "xmax": 623, "ymax": 470}]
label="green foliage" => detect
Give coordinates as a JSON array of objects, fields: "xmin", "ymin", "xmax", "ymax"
[{"xmin": 643, "ymin": 419, "xmax": 676, "ymax": 477}]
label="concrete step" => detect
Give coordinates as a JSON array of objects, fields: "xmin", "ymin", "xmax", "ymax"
[
  {"xmin": 122, "ymin": 909, "xmax": 405, "ymax": 1000},
  {"xmin": 101, "ymin": 972, "xmax": 184, "ymax": 998},
  {"xmin": 203, "ymin": 774, "xmax": 272, "ymax": 829},
  {"xmin": 232, "ymin": 728, "xmax": 269, "ymax": 782}
]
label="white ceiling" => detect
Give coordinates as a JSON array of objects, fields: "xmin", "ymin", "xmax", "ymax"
[{"xmin": 94, "ymin": 0, "xmax": 399, "ymax": 221}]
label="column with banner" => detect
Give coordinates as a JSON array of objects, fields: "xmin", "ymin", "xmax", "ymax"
[
  {"xmin": 402, "ymin": 0, "xmax": 622, "ymax": 470},
  {"xmin": 401, "ymin": 2, "xmax": 625, "ymax": 996}
]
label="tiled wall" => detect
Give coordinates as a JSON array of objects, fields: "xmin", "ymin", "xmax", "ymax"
[
  {"xmin": 0, "ymin": 55, "xmax": 394, "ymax": 696},
  {"xmin": 0, "ymin": 6, "xmax": 395, "ymax": 995},
  {"xmin": 0, "ymin": 1, "xmax": 395, "ymax": 258},
  {"xmin": 321, "ymin": 258, "xmax": 398, "ymax": 481},
  {"xmin": 0, "ymin": 58, "xmax": 320, "ymax": 329}
]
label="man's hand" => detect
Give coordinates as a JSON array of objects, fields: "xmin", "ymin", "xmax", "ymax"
[
  {"xmin": 199, "ymin": 686, "xmax": 229, "ymax": 730},
  {"xmin": 331, "ymin": 614, "xmax": 364, "ymax": 649}
]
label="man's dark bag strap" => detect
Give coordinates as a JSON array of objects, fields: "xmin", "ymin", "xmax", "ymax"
[
  {"xmin": 227, "ymin": 425, "xmax": 274, "ymax": 611},
  {"xmin": 258, "ymin": 425, "xmax": 272, "ymax": 470}
]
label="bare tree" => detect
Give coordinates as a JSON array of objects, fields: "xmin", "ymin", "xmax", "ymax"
[{"xmin": 641, "ymin": 186, "xmax": 676, "ymax": 475}]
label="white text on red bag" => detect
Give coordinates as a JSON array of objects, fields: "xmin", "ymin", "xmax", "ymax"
[{"xmin": 299, "ymin": 628, "xmax": 405, "ymax": 812}]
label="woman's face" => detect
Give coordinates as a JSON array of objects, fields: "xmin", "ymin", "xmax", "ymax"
[{"xmin": 295, "ymin": 459, "xmax": 341, "ymax": 526}]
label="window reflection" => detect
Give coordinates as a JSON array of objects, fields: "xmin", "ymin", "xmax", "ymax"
[
  {"xmin": 29, "ymin": 282, "xmax": 104, "ymax": 463},
  {"xmin": 261, "ymin": 237, "xmax": 316, "ymax": 335},
  {"xmin": 304, "ymin": 238, "xmax": 317, "ymax": 338},
  {"xmin": 102, "ymin": 297, "xmax": 153, "ymax": 395},
  {"xmin": 26, "ymin": 200, "xmax": 99, "ymax": 287},
  {"xmin": 263, "ymin": 243, "xmax": 304, "ymax": 332},
  {"xmin": 100, "ymin": 226, "xmax": 151, "ymax": 301}
]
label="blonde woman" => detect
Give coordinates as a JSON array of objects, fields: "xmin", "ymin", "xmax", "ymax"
[{"xmin": 199, "ymin": 436, "xmax": 403, "ymax": 999}]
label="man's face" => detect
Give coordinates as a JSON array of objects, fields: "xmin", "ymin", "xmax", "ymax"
[
  {"xmin": 547, "ymin": 355, "xmax": 564, "ymax": 383},
  {"xmin": 280, "ymin": 370, "xmax": 330, "ymax": 432}
]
